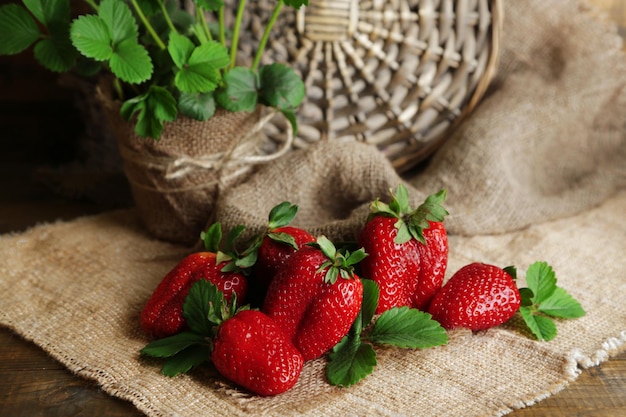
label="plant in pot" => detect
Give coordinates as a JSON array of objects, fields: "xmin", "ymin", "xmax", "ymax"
[{"xmin": 0, "ymin": 0, "xmax": 308, "ymax": 245}]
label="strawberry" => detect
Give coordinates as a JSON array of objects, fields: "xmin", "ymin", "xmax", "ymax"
[
  {"xmin": 253, "ymin": 202, "xmax": 315, "ymax": 288},
  {"xmin": 358, "ymin": 185, "xmax": 448, "ymax": 314},
  {"xmin": 212, "ymin": 309, "xmax": 304, "ymax": 396},
  {"xmin": 140, "ymin": 223, "xmax": 252, "ymax": 338},
  {"xmin": 262, "ymin": 236, "xmax": 366, "ymax": 361},
  {"xmin": 412, "ymin": 220, "xmax": 448, "ymax": 311},
  {"xmin": 428, "ymin": 262, "xmax": 521, "ymax": 331},
  {"xmin": 141, "ymin": 280, "xmax": 303, "ymax": 396}
]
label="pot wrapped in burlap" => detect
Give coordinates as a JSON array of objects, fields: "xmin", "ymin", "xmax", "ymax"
[{"xmin": 99, "ymin": 86, "xmax": 291, "ymax": 246}]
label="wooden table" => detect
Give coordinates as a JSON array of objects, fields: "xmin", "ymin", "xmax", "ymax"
[{"xmin": 1, "ymin": 1, "xmax": 625, "ymax": 416}]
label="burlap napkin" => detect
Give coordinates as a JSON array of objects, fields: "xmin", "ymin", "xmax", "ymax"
[{"xmin": 1, "ymin": 0, "xmax": 625, "ymax": 416}]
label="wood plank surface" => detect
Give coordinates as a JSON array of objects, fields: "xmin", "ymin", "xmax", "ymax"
[{"xmin": 0, "ymin": 1, "xmax": 624, "ymax": 416}]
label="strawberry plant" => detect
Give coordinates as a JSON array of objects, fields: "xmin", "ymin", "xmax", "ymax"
[{"xmin": 0, "ymin": 0, "xmax": 307, "ymax": 139}]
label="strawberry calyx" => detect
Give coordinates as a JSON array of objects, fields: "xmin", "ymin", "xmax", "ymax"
[
  {"xmin": 309, "ymin": 236, "xmax": 368, "ymax": 284},
  {"xmin": 140, "ymin": 280, "xmax": 250, "ymax": 376},
  {"xmin": 369, "ymin": 185, "xmax": 448, "ymax": 245},
  {"xmin": 201, "ymin": 222, "xmax": 259, "ymax": 276}
]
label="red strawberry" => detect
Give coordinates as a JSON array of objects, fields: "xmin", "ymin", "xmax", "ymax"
[
  {"xmin": 255, "ymin": 224, "xmax": 315, "ymax": 287},
  {"xmin": 358, "ymin": 186, "xmax": 448, "ymax": 314},
  {"xmin": 212, "ymin": 309, "xmax": 304, "ymax": 396},
  {"xmin": 140, "ymin": 223, "xmax": 250, "ymax": 338},
  {"xmin": 412, "ymin": 220, "xmax": 448, "ymax": 311},
  {"xmin": 428, "ymin": 262, "xmax": 521, "ymax": 331},
  {"xmin": 262, "ymin": 236, "xmax": 366, "ymax": 361}
]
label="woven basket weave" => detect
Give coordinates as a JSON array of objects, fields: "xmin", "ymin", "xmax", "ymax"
[{"xmin": 236, "ymin": 0, "xmax": 502, "ymax": 172}]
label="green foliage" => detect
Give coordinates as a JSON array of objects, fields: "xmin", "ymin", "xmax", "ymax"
[
  {"xmin": 517, "ymin": 261, "xmax": 585, "ymax": 341},
  {"xmin": 325, "ymin": 280, "xmax": 448, "ymax": 387},
  {"xmin": 0, "ymin": 0, "xmax": 309, "ymax": 139}
]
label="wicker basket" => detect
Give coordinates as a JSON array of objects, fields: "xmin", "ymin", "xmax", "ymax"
[{"xmin": 235, "ymin": 0, "xmax": 502, "ymax": 172}]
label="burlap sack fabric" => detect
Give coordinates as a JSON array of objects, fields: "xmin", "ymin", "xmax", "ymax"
[
  {"xmin": 105, "ymin": 104, "xmax": 266, "ymax": 246},
  {"xmin": 1, "ymin": 1, "xmax": 625, "ymax": 417}
]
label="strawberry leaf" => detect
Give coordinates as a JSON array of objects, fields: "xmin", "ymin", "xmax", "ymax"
[
  {"xmin": 284, "ymin": 0, "xmax": 309, "ymax": 8},
  {"xmin": 0, "ymin": 4, "xmax": 41, "ymax": 55},
  {"xmin": 360, "ymin": 279, "xmax": 379, "ymax": 327},
  {"xmin": 524, "ymin": 261, "xmax": 557, "ymax": 304},
  {"xmin": 183, "ymin": 279, "xmax": 226, "ymax": 334},
  {"xmin": 503, "ymin": 265, "xmax": 517, "ymax": 280},
  {"xmin": 109, "ymin": 38, "xmax": 153, "ymax": 83},
  {"xmin": 33, "ymin": 36, "xmax": 77, "ymax": 72},
  {"xmin": 326, "ymin": 323, "xmax": 377, "ymax": 387},
  {"xmin": 388, "ymin": 184, "xmax": 410, "ymax": 215},
  {"xmin": 201, "ymin": 222, "xmax": 222, "ymax": 253},
  {"xmin": 316, "ymin": 235, "xmax": 337, "ymax": 260},
  {"xmin": 140, "ymin": 331, "xmax": 207, "ymax": 358},
  {"xmin": 258, "ymin": 63, "xmax": 305, "ymax": 110},
  {"xmin": 537, "ymin": 287, "xmax": 585, "ymax": 319},
  {"xmin": 174, "ymin": 40, "xmax": 229, "ymax": 93},
  {"xmin": 369, "ymin": 306, "xmax": 448, "ymax": 349},
  {"xmin": 519, "ymin": 307, "xmax": 558, "ymax": 341},
  {"xmin": 162, "ymin": 344, "xmax": 211, "ymax": 376},
  {"xmin": 216, "ymin": 66, "xmax": 259, "ymax": 112},
  {"xmin": 70, "ymin": 14, "xmax": 113, "ymax": 61},
  {"xmin": 267, "ymin": 232, "xmax": 299, "ymax": 251},
  {"xmin": 178, "ymin": 92, "xmax": 216, "ymax": 121},
  {"xmin": 98, "ymin": 0, "xmax": 138, "ymax": 44},
  {"xmin": 120, "ymin": 85, "xmax": 177, "ymax": 139},
  {"xmin": 194, "ymin": 0, "xmax": 224, "ymax": 11},
  {"xmin": 267, "ymin": 202, "xmax": 299, "ymax": 229},
  {"xmin": 345, "ymin": 248, "xmax": 368, "ymax": 267}
]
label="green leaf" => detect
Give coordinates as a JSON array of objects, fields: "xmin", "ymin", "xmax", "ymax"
[
  {"xmin": 193, "ymin": 0, "xmax": 224, "ymax": 12},
  {"xmin": 121, "ymin": 85, "xmax": 177, "ymax": 139},
  {"xmin": 360, "ymin": 279, "xmax": 379, "ymax": 327},
  {"xmin": 0, "ymin": 4, "xmax": 42, "ymax": 55},
  {"xmin": 258, "ymin": 63, "xmax": 305, "ymax": 110},
  {"xmin": 162, "ymin": 344, "xmax": 211, "ymax": 376},
  {"xmin": 168, "ymin": 32, "xmax": 195, "ymax": 69},
  {"xmin": 280, "ymin": 107, "xmax": 299, "ymax": 136},
  {"xmin": 519, "ymin": 306, "xmax": 558, "ymax": 341},
  {"xmin": 23, "ymin": 0, "xmax": 68, "ymax": 29},
  {"xmin": 135, "ymin": 0, "xmax": 161, "ymax": 17},
  {"xmin": 98, "ymin": 0, "xmax": 138, "ymax": 43},
  {"xmin": 326, "ymin": 334, "xmax": 377, "ymax": 387},
  {"xmin": 345, "ymin": 248, "xmax": 368, "ymax": 267},
  {"xmin": 216, "ymin": 67, "xmax": 259, "ymax": 112},
  {"xmin": 109, "ymin": 38, "xmax": 153, "ymax": 83},
  {"xmin": 389, "ymin": 184, "xmax": 410, "ymax": 215},
  {"xmin": 394, "ymin": 218, "xmax": 413, "ymax": 245},
  {"xmin": 174, "ymin": 41, "xmax": 229, "ymax": 93},
  {"xmin": 267, "ymin": 232, "xmax": 299, "ymax": 251},
  {"xmin": 70, "ymin": 14, "xmax": 113, "ymax": 61},
  {"xmin": 369, "ymin": 306, "xmax": 448, "ymax": 349},
  {"xmin": 201, "ymin": 222, "xmax": 222, "ymax": 253},
  {"xmin": 268, "ymin": 202, "xmax": 299, "ymax": 229},
  {"xmin": 178, "ymin": 92, "xmax": 216, "ymax": 121},
  {"xmin": 140, "ymin": 331, "xmax": 206, "ymax": 358},
  {"xmin": 503, "ymin": 265, "xmax": 517, "ymax": 280},
  {"xmin": 33, "ymin": 35, "xmax": 77, "ymax": 72},
  {"xmin": 183, "ymin": 279, "xmax": 226, "ymax": 334},
  {"xmin": 405, "ymin": 189, "xmax": 448, "ymax": 244},
  {"xmin": 316, "ymin": 236, "xmax": 337, "ymax": 260},
  {"xmin": 524, "ymin": 261, "xmax": 557, "ymax": 304},
  {"xmin": 519, "ymin": 287, "xmax": 534, "ymax": 307},
  {"xmin": 538, "ymin": 287, "xmax": 585, "ymax": 319},
  {"xmin": 284, "ymin": 0, "xmax": 309, "ymax": 8}
]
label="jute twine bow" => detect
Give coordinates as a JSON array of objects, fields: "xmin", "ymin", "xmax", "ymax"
[{"xmin": 118, "ymin": 109, "xmax": 294, "ymax": 193}]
